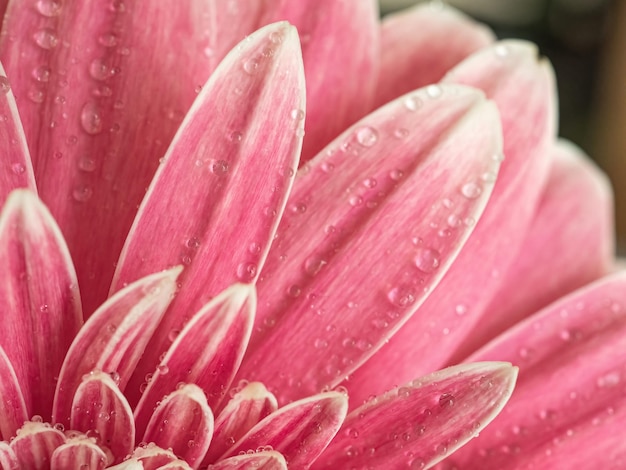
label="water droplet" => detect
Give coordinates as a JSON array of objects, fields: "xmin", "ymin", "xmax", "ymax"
[
  {"xmin": 290, "ymin": 109, "xmax": 304, "ymax": 121},
  {"xmin": 243, "ymin": 58, "xmax": 259, "ymax": 74},
  {"xmin": 461, "ymin": 182, "xmax": 482, "ymax": 199},
  {"xmin": 28, "ymin": 89, "xmax": 45, "ymax": 103},
  {"xmin": 304, "ymin": 256, "xmax": 327, "ymax": 276},
  {"xmin": 349, "ymin": 195, "xmax": 363, "ymax": 207},
  {"xmin": 186, "ymin": 237, "xmax": 200, "ymax": 249},
  {"xmin": 0, "ymin": 76, "xmax": 10, "ymax": 94},
  {"xmin": 426, "ymin": 85, "xmax": 442, "ymax": 98},
  {"xmin": 89, "ymin": 58, "xmax": 111, "ymax": 81},
  {"xmin": 11, "ymin": 163, "xmax": 25, "ymax": 175},
  {"xmin": 362, "ymin": 177, "xmax": 377, "ymax": 189},
  {"xmin": 287, "ymin": 284, "xmax": 301, "ymax": 298},
  {"xmin": 236, "ymin": 262, "xmax": 257, "ymax": 282},
  {"xmin": 78, "ymin": 156, "xmax": 96, "ymax": 172},
  {"xmin": 596, "ymin": 372, "xmax": 620, "ymax": 388},
  {"xmin": 495, "ymin": 44, "xmax": 509, "ymax": 57},
  {"xmin": 390, "ymin": 169, "xmax": 404, "ymax": 181},
  {"xmin": 404, "ymin": 95, "xmax": 422, "ymax": 111},
  {"xmin": 394, "ymin": 128, "xmax": 409, "ymax": 139},
  {"xmin": 439, "ymin": 393, "xmax": 454, "ymax": 407},
  {"xmin": 414, "ymin": 248, "xmax": 441, "ymax": 273},
  {"xmin": 387, "ymin": 285, "xmax": 416, "ymax": 308},
  {"xmin": 356, "ymin": 126, "xmax": 378, "ymax": 147},
  {"xmin": 321, "ymin": 161, "xmax": 335, "ymax": 173},
  {"xmin": 72, "ymin": 185, "xmax": 93, "ymax": 202},
  {"xmin": 314, "ymin": 338, "xmax": 328, "ymax": 349},
  {"xmin": 33, "ymin": 28, "xmax": 58, "ymax": 49},
  {"xmin": 229, "ymin": 131, "xmax": 243, "ymax": 143},
  {"xmin": 210, "ymin": 159, "xmax": 229, "ymax": 176},
  {"xmin": 36, "ymin": 0, "xmax": 62, "ymax": 17},
  {"xmin": 98, "ymin": 32, "xmax": 119, "ymax": 47},
  {"xmin": 80, "ymin": 101, "xmax": 103, "ymax": 135},
  {"xmin": 455, "ymin": 304, "xmax": 467, "ymax": 316},
  {"xmin": 157, "ymin": 364, "xmax": 169, "ymax": 375}
]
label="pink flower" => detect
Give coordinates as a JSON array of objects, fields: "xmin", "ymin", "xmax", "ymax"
[{"xmin": 0, "ymin": 1, "xmax": 620, "ymax": 469}]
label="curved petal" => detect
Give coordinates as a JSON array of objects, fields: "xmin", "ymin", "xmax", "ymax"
[
  {"xmin": 50, "ymin": 437, "xmax": 108, "ymax": 470},
  {"xmin": 315, "ymin": 363, "xmax": 517, "ymax": 469},
  {"xmin": 373, "ymin": 3, "xmax": 494, "ymax": 108},
  {"xmin": 210, "ymin": 451, "xmax": 287, "ymax": 470},
  {"xmin": 10, "ymin": 422, "xmax": 66, "ymax": 469},
  {"xmin": 0, "ymin": 442, "xmax": 18, "ymax": 470},
  {"xmin": 131, "ymin": 445, "xmax": 179, "ymax": 470},
  {"xmin": 0, "ymin": 189, "xmax": 81, "ymax": 419},
  {"xmin": 133, "ymin": 284, "xmax": 254, "ymax": 432},
  {"xmin": 53, "ymin": 268, "xmax": 180, "ymax": 426},
  {"xmin": 220, "ymin": 392, "xmax": 348, "ymax": 468},
  {"xmin": 238, "ymin": 85, "xmax": 502, "ymax": 403},
  {"xmin": 0, "ymin": 0, "xmax": 218, "ymax": 315},
  {"xmin": 444, "ymin": 273, "xmax": 626, "ymax": 468},
  {"xmin": 0, "ymin": 346, "xmax": 28, "ymax": 440},
  {"xmin": 346, "ymin": 40, "xmax": 556, "ymax": 405},
  {"xmin": 112, "ymin": 21, "xmax": 304, "ymax": 397}
]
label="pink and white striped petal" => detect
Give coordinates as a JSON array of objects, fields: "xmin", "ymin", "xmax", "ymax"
[
  {"xmin": 315, "ymin": 363, "xmax": 517, "ymax": 469},
  {"xmin": 205, "ymin": 382, "xmax": 278, "ymax": 463},
  {"xmin": 209, "ymin": 451, "xmax": 287, "ymax": 470},
  {"xmin": 112, "ymin": 22, "xmax": 304, "ymax": 402},
  {"xmin": 0, "ymin": 0, "xmax": 221, "ymax": 316},
  {"xmin": 142, "ymin": 384, "xmax": 213, "ymax": 468},
  {"xmin": 454, "ymin": 140, "xmax": 614, "ymax": 358},
  {"xmin": 0, "ymin": 189, "xmax": 82, "ymax": 419},
  {"xmin": 0, "ymin": 346, "xmax": 28, "ymax": 440},
  {"xmin": 131, "ymin": 445, "xmax": 180, "ymax": 470},
  {"xmin": 53, "ymin": 267, "xmax": 181, "ymax": 426},
  {"xmin": 108, "ymin": 459, "xmax": 147, "ymax": 470},
  {"xmin": 444, "ymin": 273, "xmax": 626, "ymax": 468},
  {"xmin": 10, "ymin": 421, "xmax": 66, "ymax": 469},
  {"xmin": 0, "ymin": 442, "xmax": 18, "ymax": 470},
  {"xmin": 373, "ymin": 3, "xmax": 494, "ymax": 108},
  {"xmin": 70, "ymin": 371, "xmax": 134, "ymax": 465},
  {"xmin": 134, "ymin": 284, "xmax": 254, "ymax": 435},
  {"xmin": 155, "ymin": 463, "xmax": 193, "ymax": 470},
  {"xmin": 50, "ymin": 437, "xmax": 108, "ymax": 470},
  {"xmin": 238, "ymin": 85, "xmax": 502, "ymax": 403},
  {"xmin": 0, "ymin": 64, "xmax": 35, "ymax": 202},
  {"xmin": 220, "ymin": 392, "xmax": 348, "ymax": 468},
  {"xmin": 346, "ymin": 40, "xmax": 556, "ymax": 405}
]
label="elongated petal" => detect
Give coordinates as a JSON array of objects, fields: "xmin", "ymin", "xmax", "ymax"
[
  {"xmin": 261, "ymin": 0, "xmax": 379, "ymax": 161},
  {"xmin": 454, "ymin": 140, "xmax": 614, "ymax": 357},
  {"xmin": 112, "ymin": 21, "xmax": 304, "ymax": 399},
  {"xmin": 0, "ymin": 442, "xmax": 18, "ymax": 470},
  {"xmin": 444, "ymin": 273, "xmax": 626, "ymax": 468},
  {"xmin": 10, "ymin": 422, "xmax": 66, "ymax": 469},
  {"xmin": 374, "ymin": 3, "xmax": 494, "ymax": 108},
  {"xmin": 0, "ymin": 189, "xmax": 81, "ymax": 418},
  {"xmin": 50, "ymin": 438, "xmax": 108, "ymax": 470},
  {"xmin": 70, "ymin": 371, "xmax": 134, "ymax": 464},
  {"xmin": 238, "ymin": 85, "xmax": 502, "ymax": 402},
  {"xmin": 143, "ymin": 384, "xmax": 213, "ymax": 468},
  {"xmin": 131, "ymin": 445, "xmax": 179, "ymax": 469},
  {"xmin": 210, "ymin": 451, "xmax": 287, "ymax": 470},
  {"xmin": 0, "ymin": 0, "xmax": 220, "ymax": 316},
  {"xmin": 0, "ymin": 346, "xmax": 28, "ymax": 440},
  {"xmin": 316, "ymin": 363, "xmax": 516, "ymax": 469},
  {"xmin": 205, "ymin": 382, "xmax": 278, "ymax": 463},
  {"xmin": 346, "ymin": 41, "xmax": 556, "ymax": 405},
  {"xmin": 0, "ymin": 64, "xmax": 35, "ymax": 201},
  {"xmin": 134, "ymin": 284, "xmax": 254, "ymax": 433},
  {"xmin": 53, "ymin": 268, "xmax": 180, "ymax": 426},
  {"xmin": 221, "ymin": 392, "xmax": 348, "ymax": 468}
]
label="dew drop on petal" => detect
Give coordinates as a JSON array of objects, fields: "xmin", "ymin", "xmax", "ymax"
[
  {"xmin": 33, "ymin": 28, "xmax": 58, "ymax": 49},
  {"xmin": 404, "ymin": 95, "xmax": 422, "ymax": 111},
  {"xmin": 36, "ymin": 0, "xmax": 62, "ymax": 16},
  {"xmin": 89, "ymin": 59, "xmax": 111, "ymax": 81},
  {"xmin": 426, "ymin": 84, "xmax": 442, "ymax": 98},
  {"xmin": 495, "ymin": 44, "xmax": 509, "ymax": 58},
  {"xmin": 290, "ymin": 109, "xmax": 305, "ymax": 121},
  {"xmin": 72, "ymin": 185, "xmax": 93, "ymax": 202},
  {"xmin": 80, "ymin": 101, "xmax": 103, "ymax": 135},
  {"xmin": 414, "ymin": 248, "xmax": 441, "ymax": 273},
  {"xmin": 11, "ymin": 163, "xmax": 25, "ymax": 175},
  {"xmin": 356, "ymin": 126, "xmax": 378, "ymax": 147},
  {"xmin": 236, "ymin": 262, "xmax": 257, "ymax": 282},
  {"xmin": 210, "ymin": 159, "xmax": 229, "ymax": 176},
  {"xmin": 0, "ymin": 76, "xmax": 10, "ymax": 94},
  {"xmin": 461, "ymin": 182, "xmax": 482, "ymax": 199},
  {"xmin": 387, "ymin": 285, "xmax": 416, "ymax": 308},
  {"xmin": 243, "ymin": 58, "xmax": 259, "ymax": 74},
  {"xmin": 78, "ymin": 156, "xmax": 96, "ymax": 172}
]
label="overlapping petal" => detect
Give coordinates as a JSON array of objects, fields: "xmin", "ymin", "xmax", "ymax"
[
  {"xmin": 50, "ymin": 437, "xmax": 108, "ymax": 470},
  {"xmin": 208, "ymin": 451, "xmax": 287, "ymax": 470},
  {"xmin": 0, "ymin": 346, "xmax": 27, "ymax": 440},
  {"xmin": 10, "ymin": 422, "xmax": 65, "ymax": 469}
]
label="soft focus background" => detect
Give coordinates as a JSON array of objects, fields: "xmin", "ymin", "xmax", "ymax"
[{"xmin": 380, "ymin": 0, "xmax": 625, "ymax": 251}]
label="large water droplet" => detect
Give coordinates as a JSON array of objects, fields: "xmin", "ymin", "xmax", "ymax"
[
  {"xmin": 210, "ymin": 159, "xmax": 229, "ymax": 176},
  {"xmin": 243, "ymin": 58, "xmax": 259, "ymax": 74},
  {"xmin": 387, "ymin": 285, "xmax": 416, "ymax": 308},
  {"xmin": 72, "ymin": 185, "xmax": 93, "ymax": 202},
  {"xmin": 33, "ymin": 28, "xmax": 58, "ymax": 49},
  {"xmin": 304, "ymin": 256, "xmax": 327, "ymax": 276},
  {"xmin": 414, "ymin": 247, "xmax": 441, "ymax": 273},
  {"xmin": 89, "ymin": 58, "xmax": 111, "ymax": 81},
  {"xmin": 356, "ymin": 126, "xmax": 378, "ymax": 147},
  {"xmin": 236, "ymin": 262, "xmax": 257, "ymax": 282},
  {"xmin": 36, "ymin": 0, "xmax": 62, "ymax": 17},
  {"xmin": 404, "ymin": 95, "xmax": 422, "ymax": 111},
  {"xmin": 80, "ymin": 101, "xmax": 103, "ymax": 135},
  {"xmin": 426, "ymin": 84, "xmax": 442, "ymax": 98},
  {"xmin": 461, "ymin": 182, "xmax": 482, "ymax": 199}
]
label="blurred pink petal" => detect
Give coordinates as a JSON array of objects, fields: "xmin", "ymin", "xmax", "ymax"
[{"xmin": 0, "ymin": 346, "xmax": 28, "ymax": 440}]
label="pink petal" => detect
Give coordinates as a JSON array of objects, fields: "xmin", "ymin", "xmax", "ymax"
[
  {"xmin": 0, "ymin": 64, "xmax": 36, "ymax": 202},
  {"xmin": 204, "ymin": 382, "xmax": 278, "ymax": 463},
  {"xmin": 53, "ymin": 267, "xmax": 181, "ymax": 427},
  {"xmin": 108, "ymin": 459, "xmax": 145, "ymax": 470},
  {"xmin": 453, "ymin": 139, "xmax": 614, "ymax": 358},
  {"xmin": 70, "ymin": 371, "xmax": 134, "ymax": 465},
  {"xmin": 444, "ymin": 273, "xmax": 626, "ymax": 468},
  {"xmin": 0, "ymin": 442, "xmax": 18, "ymax": 470},
  {"xmin": 373, "ymin": 3, "xmax": 494, "ymax": 108},
  {"xmin": 238, "ymin": 85, "xmax": 503, "ymax": 403},
  {"xmin": 142, "ymin": 384, "xmax": 213, "ymax": 469},
  {"xmin": 50, "ymin": 437, "xmax": 108, "ymax": 470},
  {"xmin": 10, "ymin": 422, "xmax": 66, "ymax": 469},
  {"xmin": 315, "ymin": 362, "xmax": 517, "ymax": 469},
  {"xmin": 155, "ymin": 463, "xmax": 193, "ymax": 470},
  {"xmin": 0, "ymin": 189, "xmax": 82, "ymax": 419},
  {"xmin": 0, "ymin": 0, "xmax": 219, "ymax": 316},
  {"xmin": 208, "ymin": 451, "xmax": 287, "ymax": 470},
  {"xmin": 0, "ymin": 346, "xmax": 28, "ymax": 440},
  {"xmin": 346, "ymin": 40, "xmax": 556, "ymax": 405},
  {"xmin": 111, "ymin": 22, "xmax": 304, "ymax": 400},
  {"xmin": 131, "ymin": 445, "xmax": 180, "ymax": 470},
  {"xmin": 220, "ymin": 392, "xmax": 348, "ymax": 468},
  {"xmin": 261, "ymin": 0, "xmax": 379, "ymax": 162},
  {"xmin": 134, "ymin": 284, "xmax": 254, "ymax": 434}
]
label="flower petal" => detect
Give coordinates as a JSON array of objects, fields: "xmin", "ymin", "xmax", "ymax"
[
  {"xmin": 112, "ymin": 21, "xmax": 304, "ymax": 397},
  {"xmin": 155, "ymin": 463, "xmax": 193, "ymax": 470},
  {"xmin": 0, "ymin": 345, "xmax": 28, "ymax": 440},
  {"xmin": 10, "ymin": 422, "xmax": 66, "ymax": 469},
  {"xmin": 444, "ymin": 273, "xmax": 626, "ymax": 468},
  {"xmin": 346, "ymin": 40, "xmax": 556, "ymax": 405},
  {"xmin": 50, "ymin": 437, "xmax": 108, "ymax": 470},
  {"xmin": 238, "ymin": 85, "xmax": 502, "ymax": 402},
  {"xmin": 209, "ymin": 451, "xmax": 287, "ymax": 470},
  {"xmin": 0, "ymin": 0, "xmax": 218, "ymax": 315},
  {"xmin": 204, "ymin": 382, "xmax": 278, "ymax": 463},
  {"xmin": 373, "ymin": 3, "xmax": 494, "ymax": 108},
  {"xmin": 53, "ymin": 268, "xmax": 181, "ymax": 427},
  {"xmin": 134, "ymin": 284, "xmax": 254, "ymax": 433},
  {"xmin": 0, "ymin": 442, "xmax": 18, "ymax": 470},
  {"xmin": 0, "ymin": 189, "xmax": 81, "ymax": 419},
  {"xmin": 453, "ymin": 139, "xmax": 614, "ymax": 358},
  {"xmin": 316, "ymin": 363, "xmax": 517, "ymax": 469},
  {"xmin": 220, "ymin": 392, "xmax": 348, "ymax": 468},
  {"xmin": 142, "ymin": 384, "xmax": 213, "ymax": 468},
  {"xmin": 70, "ymin": 371, "xmax": 134, "ymax": 465},
  {"xmin": 131, "ymin": 445, "xmax": 180, "ymax": 470}
]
